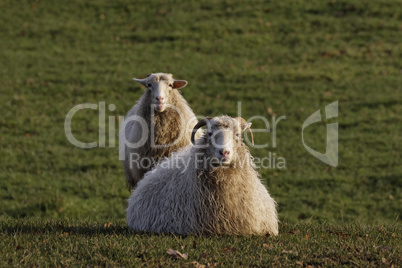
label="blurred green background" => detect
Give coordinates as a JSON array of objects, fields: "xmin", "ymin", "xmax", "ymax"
[{"xmin": 1, "ymin": 0, "xmax": 401, "ymax": 224}]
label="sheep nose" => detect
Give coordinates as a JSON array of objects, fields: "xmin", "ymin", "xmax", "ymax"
[
  {"xmin": 219, "ymin": 149, "xmax": 230, "ymax": 157},
  {"xmin": 156, "ymin": 96, "xmax": 164, "ymax": 102}
]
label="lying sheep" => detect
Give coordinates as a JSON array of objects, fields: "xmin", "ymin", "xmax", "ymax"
[
  {"xmin": 119, "ymin": 73, "xmax": 202, "ymax": 190},
  {"xmin": 126, "ymin": 116, "xmax": 278, "ymax": 236}
]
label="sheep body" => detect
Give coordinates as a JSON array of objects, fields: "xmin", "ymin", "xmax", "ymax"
[
  {"xmin": 119, "ymin": 73, "xmax": 201, "ymax": 189},
  {"xmin": 126, "ymin": 116, "xmax": 278, "ymax": 236}
]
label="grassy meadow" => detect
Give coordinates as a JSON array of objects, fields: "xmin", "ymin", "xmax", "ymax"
[
  {"xmin": 1, "ymin": 0, "xmax": 401, "ymax": 266},
  {"xmin": 1, "ymin": 218, "xmax": 400, "ymax": 266}
]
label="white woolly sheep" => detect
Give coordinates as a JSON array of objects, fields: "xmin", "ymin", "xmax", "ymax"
[
  {"xmin": 119, "ymin": 73, "xmax": 202, "ymax": 189},
  {"xmin": 126, "ymin": 116, "xmax": 278, "ymax": 236}
]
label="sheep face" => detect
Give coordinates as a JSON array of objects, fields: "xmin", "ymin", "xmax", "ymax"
[
  {"xmin": 193, "ymin": 116, "xmax": 252, "ymax": 167},
  {"xmin": 133, "ymin": 73, "xmax": 188, "ymax": 112}
]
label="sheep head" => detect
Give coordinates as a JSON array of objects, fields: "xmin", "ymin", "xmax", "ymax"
[
  {"xmin": 191, "ymin": 116, "xmax": 253, "ymax": 167},
  {"xmin": 133, "ymin": 73, "xmax": 188, "ymax": 112}
]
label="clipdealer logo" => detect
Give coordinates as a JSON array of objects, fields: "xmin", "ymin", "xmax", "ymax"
[
  {"xmin": 64, "ymin": 101, "xmax": 339, "ymax": 168},
  {"xmin": 302, "ymin": 101, "xmax": 338, "ymax": 167}
]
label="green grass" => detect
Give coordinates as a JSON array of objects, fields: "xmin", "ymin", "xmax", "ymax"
[
  {"xmin": 1, "ymin": 0, "xmax": 401, "ymax": 265},
  {"xmin": 1, "ymin": 217, "xmax": 401, "ymax": 267}
]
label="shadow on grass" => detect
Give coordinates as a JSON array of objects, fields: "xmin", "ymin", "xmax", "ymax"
[
  {"xmin": 0, "ymin": 218, "xmax": 200, "ymax": 239},
  {"xmin": 0, "ymin": 219, "xmax": 132, "ymax": 237}
]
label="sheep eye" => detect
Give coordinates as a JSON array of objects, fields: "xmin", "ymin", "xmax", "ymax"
[
  {"xmin": 147, "ymin": 83, "xmax": 152, "ymax": 87},
  {"xmin": 236, "ymin": 133, "xmax": 241, "ymax": 138},
  {"xmin": 169, "ymin": 84, "xmax": 173, "ymax": 88},
  {"xmin": 208, "ymin": 132, "xmax": 212, "ymax": 137}
]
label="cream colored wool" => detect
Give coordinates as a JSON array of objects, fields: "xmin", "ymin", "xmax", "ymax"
[
  {"xmin": 127, "ymin": 116, "xmax": 278, "ymax": 236},
  {"xmin": 119, "ymin": 73, "xmax": 202, "ymax": 190}
]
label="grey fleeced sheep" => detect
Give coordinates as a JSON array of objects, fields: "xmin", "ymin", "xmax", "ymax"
[
  {"xmin": 126, "ymin": 116, "xmax": 278, "ymax": 236},
  {"xmin": 119, "ymin": 73, "xmax": 202, "ymax": 190}
]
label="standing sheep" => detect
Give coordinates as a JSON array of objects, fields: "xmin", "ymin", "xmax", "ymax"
[
  {"xmin": 119, "ymin": 73, "xmax": 202, "ymax": 190},
  {"xmin": 126, "ymin": 116, "xmax": 278, "ymax": 236}
]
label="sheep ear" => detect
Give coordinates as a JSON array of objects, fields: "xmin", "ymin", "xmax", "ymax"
[
  {"xmin": 173, "ymin": 80, "xmax": 188, "ymax": 89},
  {"xmin": 133, "ymin": 77, "xmax": 148, "ymax": 87}
]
